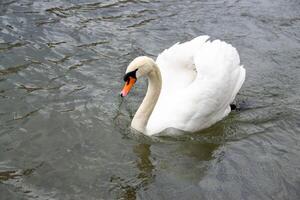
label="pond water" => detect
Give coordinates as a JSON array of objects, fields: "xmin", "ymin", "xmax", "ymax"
[{"xmin": 0, "ymin": 0, "xmax": 300, "ymax": 199}]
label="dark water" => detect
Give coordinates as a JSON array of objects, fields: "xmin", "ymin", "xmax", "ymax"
[{"xmin": 0, "ymin": 0, "xmax": 300, "ymax": 199}]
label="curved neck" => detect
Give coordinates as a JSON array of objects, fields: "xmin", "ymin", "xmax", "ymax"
[{"xmin": 131, "ymin": 62, "xmax": 162, "ymax": 133}]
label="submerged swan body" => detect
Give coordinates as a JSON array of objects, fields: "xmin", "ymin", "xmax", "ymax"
[{"xmin": 121, "ymin": 36, "xmax": 246, "ymax": 136}]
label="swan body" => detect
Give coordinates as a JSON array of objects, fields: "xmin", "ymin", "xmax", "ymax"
[{"xmin": 121, "ymin": 36, "xmax": 246, "ymax": 136}]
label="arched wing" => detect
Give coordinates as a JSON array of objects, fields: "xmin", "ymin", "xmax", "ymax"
[
  {"xmin": 147, "ymin": 37, "xmax": 245, "ymax": 134},
  {"xmin": 156, "ymin": 35, "xmax": 210, "ymax": 95}
]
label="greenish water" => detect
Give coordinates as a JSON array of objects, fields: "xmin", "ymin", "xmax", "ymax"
[{"xmin": 0, "ymin": 0, "xmax": 300, "ymax": 199}]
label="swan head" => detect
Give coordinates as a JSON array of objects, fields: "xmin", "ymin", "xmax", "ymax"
[{"xmin": 120, "ymin": 56, "xmax": 155, "ymax": 97}]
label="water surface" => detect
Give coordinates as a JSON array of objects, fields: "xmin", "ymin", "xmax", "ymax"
[{"xmin": 0, "ymin": 0, "xmax": 300, "ymax": 199}]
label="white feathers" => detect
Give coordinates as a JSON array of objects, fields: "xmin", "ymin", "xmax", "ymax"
[{"xmin": 145, "ymin": 36, "xmax": 245, "ymax": 135}]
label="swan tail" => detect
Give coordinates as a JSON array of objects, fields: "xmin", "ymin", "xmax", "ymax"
[{"xmin": 230, "ymin": 65, "xmax": 246, "ymax": 103}]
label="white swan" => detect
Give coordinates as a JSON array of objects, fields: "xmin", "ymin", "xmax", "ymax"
[{"xmin": 120, "ymin": 36, "xmax": 245, "ymax": 136}]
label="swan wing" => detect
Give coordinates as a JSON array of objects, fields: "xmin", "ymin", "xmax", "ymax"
[
  {"xmin": 182, "ymin": 39, "xmax": 246, "ymax": 130},
  {"xmin": 147, "ymin": 38, "xmax": 245, "ymax": 135},
  {"xmin": 155, "ymin": 35, "xmax": 210, "ymax": 95}
]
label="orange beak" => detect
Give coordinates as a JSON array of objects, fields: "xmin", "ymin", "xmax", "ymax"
[{"xmin": 120, "ymin": 77, "xmax": 136, "ymax": 97}]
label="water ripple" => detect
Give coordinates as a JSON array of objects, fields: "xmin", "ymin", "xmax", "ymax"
[{"xmin": 0, "ymin": 0, "xmax": 300, "ymax": 199}]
